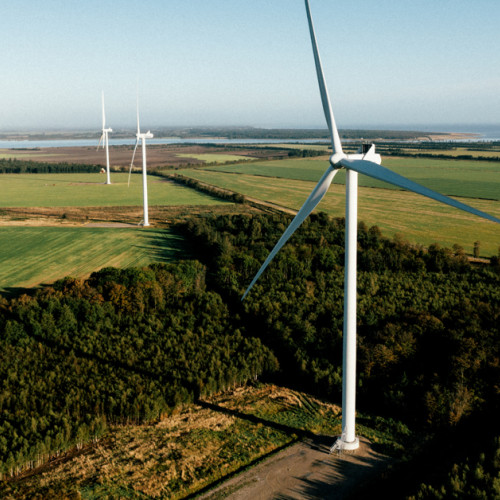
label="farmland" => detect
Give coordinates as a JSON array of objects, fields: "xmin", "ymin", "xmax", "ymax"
[
  {"xmin": 179, "ymin": 155, "xmax": 500, "ymax": 256},
  {"xmin": 0, "ymin": 173, "xmax": 228, "ymax": 208},
  {"xmin": 0, "ymin": 171, "xmax": 236, "ymax": 291},
  {"xmin": 0, "ymin": 143, "xmax": 291, "ymax": 169},
  {"xmin": 0, "ymin": 227, "xmax": 185, "ymax": 292},
  {"xmin": 196, "ymin": 156, "xmax": 500, "ymax": 200},
  {"xmin": 174, "ymin": 153, "xmax": 255, "ymax": 163}
]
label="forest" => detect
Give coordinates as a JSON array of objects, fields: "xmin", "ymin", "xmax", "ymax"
[
  {"xmin": 0, "ymin": 212, "xmax": 498, "ymax": 496},
  {"xmin": 182, "ymin": 213, "xmax": 499, "ymax": 426},
  {"xmin": 0, "ymin": 260, "xmax": 277, "ymax": 478}
]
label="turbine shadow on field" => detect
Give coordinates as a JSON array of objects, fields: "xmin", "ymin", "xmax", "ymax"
[{"xmin": 196, "ymin": 399, "xmax": 325, "ymax": 442}]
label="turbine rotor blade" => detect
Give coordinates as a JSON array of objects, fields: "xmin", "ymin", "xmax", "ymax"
[
  {"xmin": 136, "ymin": 95, "xmax": 141, "ymax": 135},
  {"xmin": 128, "ymin": 139, "xmax": 139, "ymax": 187},
  {"xmin": 242, "ymin": 166, "xmax": 339, "ymax": 300},
  {"xmin": 305, "ymin": 0, "xmax": 342, "ymax": 155},
  {"xmin": 340, "ymin": 158, "xmax": 500, "ymax": 224},
  {"xmin": 97, "ymin": 134, "xmax": 103, "ymax": 150},
  {"xmin": 101, "ymin": 91, "xmax": 106, "ymax": 130}
]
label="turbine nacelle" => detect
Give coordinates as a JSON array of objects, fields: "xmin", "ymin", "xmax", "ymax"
[
  {"xmin": 348, "ymin": 143, "xmax": 381, "ymax": 164},
  {"xmin": 137, "ymin": 131, "xmax": 154, "ymax": 140},
  {"xmin": 330, "ymin": 144, "xmax": 382, "ymax": 169}
]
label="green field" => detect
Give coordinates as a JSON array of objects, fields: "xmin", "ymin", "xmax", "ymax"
[
  {"xmin": 199, "ymin": 156, "xmax": 500, "ymax": 200},
  {"xmin": 0, "ymin": 227, "xmax": 185, "ymax": 292},
  {"xmin": 175, "ymin": 153, "xmax": 255, "ymax": 163},
  {"xmin": 0, "ymin": 172, "xmax": 230, "ymax": 207},
  {"xmin": 0, "ymin": 151, "xmax": 63, "ymax": 160},
  {"xmin": 180, "ymin": 168, "xmax": 500, "ymax": 256}
]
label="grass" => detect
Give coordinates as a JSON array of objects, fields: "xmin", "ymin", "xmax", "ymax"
[
  {"xmin": 180, "ymin": 169, "xmax": 500, "ymax": 256},
  {"xmin": 175, "ymin": 153, "xmax": 255, "ymax": 163},
  {"xmin": 0, "ymin": 384, "xmax": 411, "ymax": 499},
  {"xmin": 199, "ymin": 156, "xmax": 500, "ymax": 200},
  {"xmin": 0, "ymin": 173, "xmax": 230, "ymax": 208},
  {"xmin": 0, "ymin": 227, "xmax": 186, "ymax": 292}
]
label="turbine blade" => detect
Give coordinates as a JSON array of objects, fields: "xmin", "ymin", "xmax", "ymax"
[
  {"xmin": 128, "ymin": 140, "xmax": 140, "ymax": 187},
  {"xmin": 242, "ymin": 166, "xmax": 339, "ymax": 300},
  {"xmin": 340, "ymin": 158, "xmax": 500, "ymax": 224},
  {"xmin": 305, "ymin": 0, "xmax": 342, "ymax": 155},
  {"xmin": 101, "ymin": 91, "xmax": 106, "ymax": 130},
  {"xmin": 136, "ymin": 94, "xmax": 141, "ymax": 134},
  {"xmin": 97, "ymin": 134, "xmax": 103, "ymax": 150}
]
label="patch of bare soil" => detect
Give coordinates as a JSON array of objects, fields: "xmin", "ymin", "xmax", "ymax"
[{"xmin": 199, "ymin": 436, "xmax": 392, "ymax": 500}]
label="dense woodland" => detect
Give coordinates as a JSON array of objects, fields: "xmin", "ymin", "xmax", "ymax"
[
  {"xmin": 0, "ymin": 212, "xmax": 499, "ymax": 496},
  {"xmin": 181, "ymin": 213, "xmax": 500, "ymax": 496},
  {"xmin": 182, "ymin": 213, "xmax": 499, "ymax": 426},
  {"xmin": 0, "ymin": 260, "xmax": 277, "ymax": 478}
]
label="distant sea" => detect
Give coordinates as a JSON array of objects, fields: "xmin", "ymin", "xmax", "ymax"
[
  {"xmin": 0, "ymin": 125, "xmax": 499, "ymax": 149},
  {"xmin": 380, "ymin": 123, "xmax": 500, "ymax": 142}
]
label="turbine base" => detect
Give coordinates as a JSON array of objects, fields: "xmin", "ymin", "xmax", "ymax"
[{"xmin": 330, "ymin": 436, "xmax": 359, "ymax": 453}]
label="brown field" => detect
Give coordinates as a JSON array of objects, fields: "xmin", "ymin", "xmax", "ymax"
[
  {"xmin": 0, "ymin": 144, "xmax": 292, "ymax": 168},
  {"xmin": 0, "ymin": 204, "xmax": 263, "ymax": 227}
]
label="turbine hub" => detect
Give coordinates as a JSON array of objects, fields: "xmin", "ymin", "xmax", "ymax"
[{"xmin": 330, "ymin": 152, "xmax": 347, "ymax": 168}]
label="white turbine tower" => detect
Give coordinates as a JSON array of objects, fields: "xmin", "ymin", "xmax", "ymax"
[
  {"xmin": 243, "ymin": 0, "xmax": 500, "ymax": 452},
  {"xmin": 128, "ymin": 96, "xmax": 153, "ymax": 227},
  {"xmin": 97, "ymin": 91, "xmax": 112, "ymax": 185}
]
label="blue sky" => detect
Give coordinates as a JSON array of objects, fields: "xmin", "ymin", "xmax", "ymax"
[{"xmin": 1, "ymin": 0, "xmax": 499, "ymax": 131}]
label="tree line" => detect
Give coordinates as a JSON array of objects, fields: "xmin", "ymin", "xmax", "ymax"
[{"xmin": 0, "ymin": 158, "xmax": 102, "ymax": 174}]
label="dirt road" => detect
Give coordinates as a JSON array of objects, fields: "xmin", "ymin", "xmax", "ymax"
[{"xmin": 199, "ymin": 436, "xmax": 392, "ymax": 500}]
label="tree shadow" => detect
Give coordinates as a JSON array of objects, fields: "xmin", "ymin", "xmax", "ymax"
[
  {"xmin": 196, "ymin": 399, "xmax": 323, "ymax": 441},
  {"xmin": 135, "ymin": 228, "xmax": 193, "ymax": 263},
  {"xmin": 194, "ymin": 401, "xmax": 393, "ymax": 500},
  {"xmin": 272, "ymin": 447, "xmax": 393, "ymax": 500},
  {"xmin": 0, "ymin": 286, "xmax": 37, "ymax": 300}
]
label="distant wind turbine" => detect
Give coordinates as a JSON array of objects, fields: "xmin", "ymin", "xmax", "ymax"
[
  {"xmin": 242, "ymin": 0, "xmax": 500, "ymax": 452},
  {"xmin": 97, "ymin": 91, "xmax": 112, "ymax": 185},
  {"xmin": 128, "ymin": 95, "xmax": 153, "ymax": 227}
]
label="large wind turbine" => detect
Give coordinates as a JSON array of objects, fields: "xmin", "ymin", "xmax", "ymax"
[
  {"xmin": 243, "ymin": 0, "xmax": 500, "ymax": 452},
  {"xmin": 97, "ymin": 91, "xmax": 112, "ymax": 185},
  {"xmin": 128, "ymin": 96, "xmax": 153, "ymax": 227}
]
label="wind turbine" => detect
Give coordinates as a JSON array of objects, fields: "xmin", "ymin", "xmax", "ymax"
[
  {"xmin": 242, "ymin": 0, "xmax": 500, "ymax": 452},
  {"xmin": 128, "ymin": 95, "xmax": 153, "ymax": 227},
  {"xmin": 97, "ymin": 91, "xmax": 112, "ymax": 185}
]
